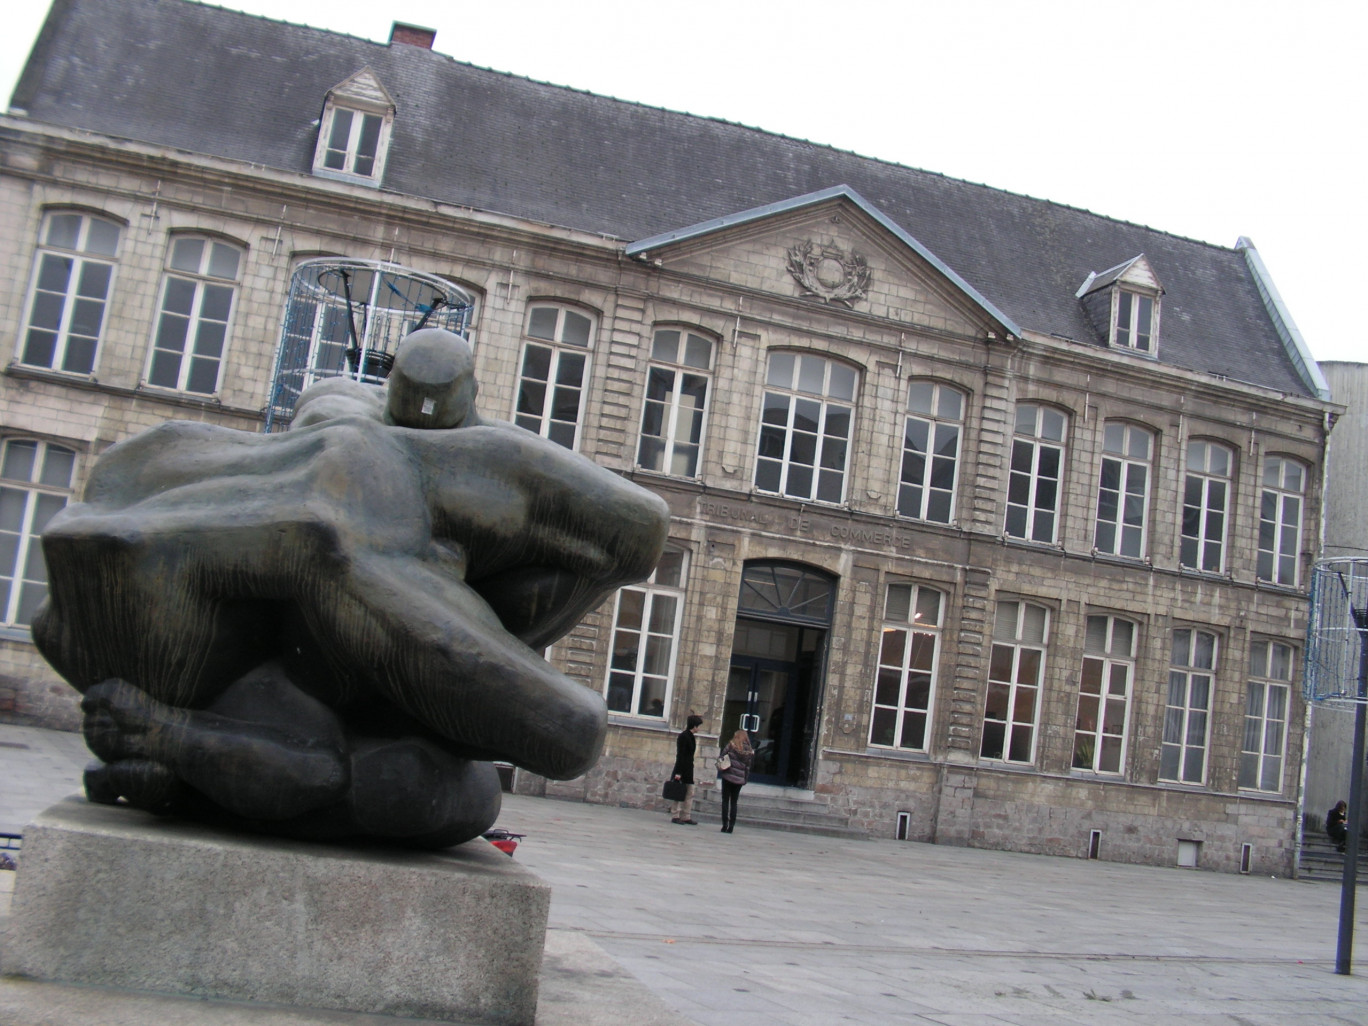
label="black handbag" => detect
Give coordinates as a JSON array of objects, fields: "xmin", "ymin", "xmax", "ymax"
[{"xmin": 662, "ymin": 778, "xmax": 687, "ymax": 801}]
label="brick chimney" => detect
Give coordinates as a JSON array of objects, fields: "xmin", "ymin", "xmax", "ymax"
[{"xmin": 390, "ymin": 22, "xmax": 436, "ymax": 48}]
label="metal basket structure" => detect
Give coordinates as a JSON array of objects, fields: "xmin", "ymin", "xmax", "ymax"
[
  {"xmin": 264, "ymin": 258, "xmax": 473, "ymax": 432},
  {"xmin": 1305, "ymin": 558, "xmax": 1368, "ymax": 703}
]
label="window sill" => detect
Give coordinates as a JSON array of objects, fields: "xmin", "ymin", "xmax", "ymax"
[
  {"xmin": 1068, "ymin": 767, "xmax": 1125, "ymax": 780},
  {"xmin": 1235, "ymin": 787, "xmax": 1288, "ymax": 799},
  {"xmin": 311, "ymin": 166, "xmax": 383, "ymax": 189},
  {"xmin": 0, "ymin": 624, "xmax": 34, "ymax": 644},
  {"xmin": 1090, "ymin": 550, "xmax": 1151, "ymax": 568},
  {"xmin": 607, "ymin": 713, "xmax": 673, "ymax": 732},
  {"xmin": 1000, "ymin": 534, "xmax": 1064, "ymax": 552},
  {"xmin": 751, "ymin": 488, "xmax": 848, "ymax": 510},
  {"xmin": 1177, "ymin": 566, "xmax": 1232, "ymax": 581},
  {"xmin": 859, "ymin": 746, "xmax": 932, "ymax": 763},
  {"xmin": 1254, "ymin": 579, "xmax": 1304, "ymax": 596}
]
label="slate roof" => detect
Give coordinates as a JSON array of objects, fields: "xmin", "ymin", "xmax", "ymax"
[{"xmin": 10, "ymin": 0, "xmax": 1318, "ymax": 397}]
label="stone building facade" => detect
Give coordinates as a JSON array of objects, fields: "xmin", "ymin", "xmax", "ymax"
[{"xmin": 0, "ymin": 0, "xmax": 1337, "ymax": 873}]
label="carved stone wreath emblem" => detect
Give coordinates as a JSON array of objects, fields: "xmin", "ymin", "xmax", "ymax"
[{"xmin": 785, "ymin": 240, "xmax": 871, "ymax": 307}]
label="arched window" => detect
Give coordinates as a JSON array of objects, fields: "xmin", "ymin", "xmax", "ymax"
[
  {"xmin": 0, "ymin": 439, "xmax": 76, "ymax": 627},
  {"xmin": 754, "ymin": 352, "xmax": 857, "ymax": 504},
  {"xmin": 1181, "ymin": 440, "xmax": 1233, "ymax": 573},
  {"xmin": 870, "ymin": 581, "xmax": 942, "ymax": 751},
  {"xmin": 637, "ymin": 327, "xmax": 713, "ymax": 478},
  {"xmin": 604, "ymin": 547, "xmax": 687, "ymax": 718},
  {"xmin": 516, "ymin": 303, "xmax": 594, "ymax": 449},
  {"xmin": 898, "ymin": 380, "xmax": 963, "ymax": 523},
  {"xmin": 20, "ymin": 210, "xmax": 121, "ymax": 375},
  {"xmin": 1240, "ymin": 639, "xmax": 1293, "ymax": 793},
  {"xmin": 1005, "ymin": 403, "xmax": 1067, "ymax": 543},
  {"xmin": 1094, "ymin": 422, "xmax": 1154, "ymax": 558},
  {"xmin": 1161, "ymin": 628, "xmax": 1216, "ymax": 784},
  {"xmin": 1258, "ymin": 456, "xmax": 1306, "ymax": 586},
  {"xmin": 1072, "ymin": 614, "xmax": 1136, "ymax": 773},
  {"xmin": 982, "ymin": 599, "xmax": 1049, "ymax": 764},
  {"xmin": 146, "ymin": 234, "xmax": 243, "ymax": 395}
]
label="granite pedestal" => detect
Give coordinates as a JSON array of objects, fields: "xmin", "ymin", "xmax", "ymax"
[{"xmin": 2, "ymin": 797, "xmax": 549, "ymax": 1025}]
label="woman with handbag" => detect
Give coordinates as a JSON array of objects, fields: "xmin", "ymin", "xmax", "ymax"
[{"xmin": 716, "ymin": 728, "xmax": 754, "ymax": 833}]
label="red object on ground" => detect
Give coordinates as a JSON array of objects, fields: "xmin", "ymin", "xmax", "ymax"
[{"xmin": 482, "ymin": 829, "xmax": 524, "ymax": 856}]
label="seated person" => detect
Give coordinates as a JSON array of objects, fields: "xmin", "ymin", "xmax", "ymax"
[
  {"xmin": 34, "ymin": 329, "xmax": 669, "ymax": 847},
  {"xmin": 1327, "ymin": 800, "xmax": 1349, "ymax": 852}
]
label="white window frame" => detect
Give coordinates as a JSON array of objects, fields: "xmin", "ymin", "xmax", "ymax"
[
  {"xmin": 1094, "ymin": 422, "xmax": 1153, "ymax": 558},
  {"xmin": 637, "ymin": 327, "xmax": 713, "ymax": 478},
  {"xmin": 1258, "ymin": 456, "xmax": 1305, "ymax": 587},
  {"xmin": 1161, "ymin": 628, "xmax": 1216, "ymax": 785},
  {"xmin": 753, "ymin": 351, "xmax": 857, "ymax": 504},
  {"xmin": 869, "ymin": 582, "xmax": 943, "ymax": 752},
  {"xmin": 312, "ymin": 102, "xmax": 392, "ymax": 185},
  {"xmin": 1240, "ymin": 640, "xmax": 1293, "ymax": 792},
  {"xmin": 0, "ymin": 439, "xmax": 76, "ymax": 628},
  {"xmin": 603, "ymin": 547, "xmax": 687, "ymax": 718},
  {"xmin": 145, "ymin": 235, "xmax": 243, "ymax": 396},
  {"xmin": 898, "ymin": 380, "xmax": 964, "ymax": 523},
  {"xmin": 19, "ymin": 211, "xmax": 121, "ymax": 375},
  {"xmin": 1005, "ymin": 404, "xmax": 1067, "ymax": 543},
  {"xmin": 1113, "ymin": 289, "xmax": 1157, "ymax": 353},
  {"xmin": 1072, "ymin": 615, "xmax": 1136, "ymax": 774},
  {"xmin": 981, "ymin": 600, "xmax": 1049, "ymax": 764},
  {"xmin": 515, "ymin": 304, "xmax": 594, "ymax": 450},
  {"xmin": 1181, "ymin": 440, "xmax": 1233, "ymax": 573}
]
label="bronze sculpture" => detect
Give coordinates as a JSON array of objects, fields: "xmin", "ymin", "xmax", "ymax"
[{"xmin": 32, "ymin": 328, "xmax": 669, "ymax": 847}]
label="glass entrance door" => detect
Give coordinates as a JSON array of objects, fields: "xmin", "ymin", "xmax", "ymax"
[{"xmin": 723, "ymin": 658, "xmax": 799, "ymax": 785}]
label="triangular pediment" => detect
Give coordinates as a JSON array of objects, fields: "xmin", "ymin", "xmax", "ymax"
[
  {"xmin": 326, "ymin": 67, "xmax": 395, "ymax": 113},
  {"xmin": 1076, "ymin": 254, "xmax": 1163, "ymax": 298},
  {"xmin": 627, "ymin": 186, "xmax": 1021, "ymax": 340}
]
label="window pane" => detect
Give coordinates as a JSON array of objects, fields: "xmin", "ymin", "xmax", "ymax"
[
  {"xmin": 170, "ymin": 237, "xmax": 204, "ymax": 273},
  {"xmin": 562, "ymin": 311, "xmax": 592, "ymax": 346}
]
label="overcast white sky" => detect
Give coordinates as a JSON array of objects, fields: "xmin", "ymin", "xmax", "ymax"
[{"xmin": 3, "ymin": 1, "xmax": 1363, "ymax": 369}]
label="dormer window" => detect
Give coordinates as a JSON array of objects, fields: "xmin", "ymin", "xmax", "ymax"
[
  {"xmin": 1114, "ymin": 290, "xmax": 1155, "ymax": 352},
  {"xmin": 321, "ymin": 108, "xmax": 384, "ymax": 177},
  {"xmin": 312, "ymin": 68, "xmax": 395, "ymax": 187},
  {"xmin": 1076, "ymin": 255, "xmax": 1163, "ymax": 357}
]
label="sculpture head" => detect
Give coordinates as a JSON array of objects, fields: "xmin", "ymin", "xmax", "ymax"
[{"xmin": 385, "ymin": 328, "xmax": 480, "ymax": 430}]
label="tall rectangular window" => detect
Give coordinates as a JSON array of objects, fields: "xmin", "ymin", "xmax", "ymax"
[
  {"xmin": 1072, "ymin": 615, "xmax": 1135, "ymax": 773},
  {"xmin": 981, "ymin": 600, "xmax": 1048, "ymax": 763},
  {"xmin": 869, "ymin": 582, "xmax": 942, "ymax": 752},
  {"xmin": 1114, "ymin": 291, "xmax": 1155, "ymax": 352},
  {"xmin": 1240, "ymin": 640, "xmax": 1293, "ymax": 792},
  {"xmin": 322, "ymin": 108, "xmax": 384, "ymax": 178},
  {"xmin": 146, "ymin": 236, "xmax": 242, "ymax": 395},
  {"xmin": 20, "ymin": 211, "xmax": 121, "ymax": 375},
  {"xmin": 604, "ymin": 548, "xmax": 687, "ymax": 718},
  {"xmin": 754, "ymin": 352, "xmax": 857, "ymax": 504},
  {"xmin": 1161, "ymin": 628, "xmax": 1216, "ymax": 785},
  {"xmin": 516, "ymin": 304, "xmax": 593, "ymax": 450},
  {"xmin": 898, "ymin": 381, "xmax": 963, "ymax": 523},
  {"xmin": 1094, "ymin": 423, "xmax": 1152, "ymax": 558},
  {"xmin": 637, "ymin": 328, "xmax": 712, "ymax": 478},
  {"xmin": 1258, "ymin": 457, "xmax": 1305, "ymax": 586},
  {"xmin": 0, "ymin": 439, "xmax": 75, "ymax": 627},
  {"xmin": 1005, "ymin": 404, "xmax": 1067, "ymax": 543},
  {"xmin": 1181, "ymin": 441, "xmax": 1232, "ymax": 573}
]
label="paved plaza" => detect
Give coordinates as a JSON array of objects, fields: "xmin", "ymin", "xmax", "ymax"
[{"xmin": 3, "ymin": 721, "xmax": 1368, "ymax": 1024}]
